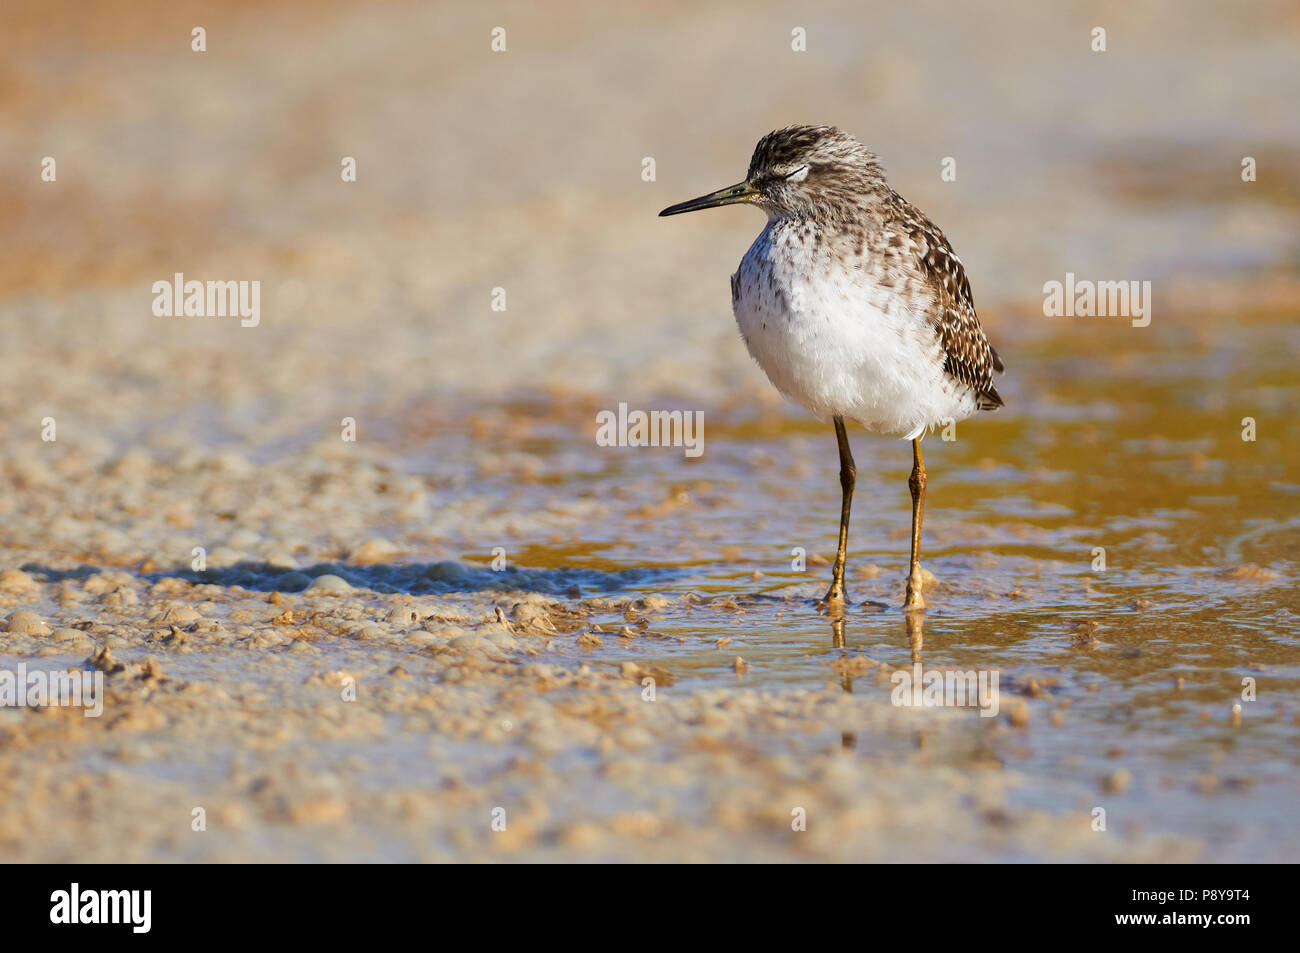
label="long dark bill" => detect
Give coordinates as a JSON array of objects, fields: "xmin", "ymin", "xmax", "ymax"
[{"xmin": 658, "ymin": 181, "xmax": 757, "ymax": 216}]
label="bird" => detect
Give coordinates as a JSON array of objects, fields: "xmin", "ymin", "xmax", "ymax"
[{"xmin": 659, "ymin": 124, "xmax": 1004, "ymax": 612}]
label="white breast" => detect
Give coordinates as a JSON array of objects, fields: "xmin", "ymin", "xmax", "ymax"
[{"xmin": 731, "ymin": 222, "xmax": 976, "ymax": 438}]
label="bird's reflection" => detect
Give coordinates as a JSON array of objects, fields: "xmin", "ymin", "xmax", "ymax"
[
  {"xmin": 831, "ymin": 608, "xmax": 925, "ymax": 749},
  {"xmin": 830, "ymin": 615, "xmax": 856, "ymax": 748},
  {"xmin": 906, "ymin": 609, "xmax": 924, "ymax": 662}
]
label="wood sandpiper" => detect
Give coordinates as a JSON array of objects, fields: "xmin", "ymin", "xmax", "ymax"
[{"xmin": 660, "ymin": 125, "xmax": 1004, "ymax": 612}]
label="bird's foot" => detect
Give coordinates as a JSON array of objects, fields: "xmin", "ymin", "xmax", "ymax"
[{"xmin": 817, "ymin": 581, "xmax": 849, "ymax": 614}]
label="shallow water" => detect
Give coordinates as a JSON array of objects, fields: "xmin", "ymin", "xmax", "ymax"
[
  {"xmin": 387, "ymin": 306, "xmax": 1300, "ymax": 857},
  {"xmin": 36, "ymin": 302, "xmax": 1284, "ymax": 858}
]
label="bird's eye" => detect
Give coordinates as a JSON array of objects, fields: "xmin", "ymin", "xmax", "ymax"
[{"xmin": 784, "ymin": 165, "xmax": 809, "ymax": 182}]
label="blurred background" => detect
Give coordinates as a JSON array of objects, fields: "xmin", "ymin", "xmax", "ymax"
[
  {"xmin": 3, "ymin": 0, "xmax": 1297, "ymax": 440},
  {"xmin": 0, "ymin": 0, "xmax": 1297, "ymax": 861}
]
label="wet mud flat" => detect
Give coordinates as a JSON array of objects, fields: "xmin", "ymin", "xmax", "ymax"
[
  {"xmin": 1, "ymin": 330, "xmax": 1297, "ymax": 862},
  {"xmin": 0, "ymin": 562, "xmax": 1201, "ymax": 863}
]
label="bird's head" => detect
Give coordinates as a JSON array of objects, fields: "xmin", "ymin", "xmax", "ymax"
[{"xmin": 659, "ymin": 125, "xmax": 885, "ymax": 222}]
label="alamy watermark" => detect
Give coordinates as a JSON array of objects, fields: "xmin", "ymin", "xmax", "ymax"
[
  {"xmin": 152, "ymin": 272, "xmax": 260, "ymax": 327},
  {"xmin": 1042, "ymin": 272, "xmax": 1151, "ymax": 327},
  {"xmin": 50, "ymin": 883, "xmax": 150, "ymax": 933},
  {"xmin": 0, "ymin": 664, "xmax": 104, "ymax": 717},
  {"xmin": 595, "ymin": 402, "xmax": 704, "ymax": 458},
  {"xmin": 890, "ymin": 662, "xmax": 1000, "ymax": 717}
]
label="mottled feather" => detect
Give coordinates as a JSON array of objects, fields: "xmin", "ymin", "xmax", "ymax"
[
  {"xmin": 890, "ymin": 197, "xmax": 1004, "ymax": 410},
  {"xmin": 740, "ymin": 125, "xmax": 1005, "ymax": 417}
]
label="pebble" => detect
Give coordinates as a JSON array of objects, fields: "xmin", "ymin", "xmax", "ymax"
[
  {"xmin": 1007, "ymin": 701, "xmax": 1030, "ymax": 728},
  {"xmin": 99, "ymin": 587, "xmax": 140, "ymax": 606},
  {"xmin": 4, "ymin": 611, "xmax": 50, "ymax": 635},
  {"xmin": 227, "ymin": 528, "xmax": 263, "ymax": 549},
  {"xmin": 1104, "ymin": 769, "xmax": 1132, "ymax": 793},
  {"xmin": 424, "ymin": 561, "xmax": 468, "ymax": 582},
  {"xmin": 152, "ymin": 605, "xmax": 200, "ymax": 625},
  {"xmin": 351, "ymin": 538, "xmax": 398, "ymax": 565},
  {"xmin": 0, "ymin": 569, "xmax": 37, "ymax": 593},
  {"xmin": 307, "ymin": 574, "xmax": 352, "ymax": 594}
]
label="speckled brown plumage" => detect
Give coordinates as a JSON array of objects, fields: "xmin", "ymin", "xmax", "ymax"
[
  {"xmin": 746, "ymin": 125, "xmax": 1005, "ymax": 414},
  {"xmin": 894, "ymin": 198, "xmax": 1004, "ymax": 410}
]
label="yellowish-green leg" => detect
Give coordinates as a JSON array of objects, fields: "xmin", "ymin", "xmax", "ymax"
[
  {"xmin": 821, "ymin": 416, "xmax": 855, "ymax": 606},
  {"xmin": 904, "ymin": 436, "xmax": 927, "ymax": 611}
]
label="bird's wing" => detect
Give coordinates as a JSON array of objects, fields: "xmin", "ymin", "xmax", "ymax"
[{"xmin": 896, "ymin": 205, "xmax": 1004, "ymax": 410}]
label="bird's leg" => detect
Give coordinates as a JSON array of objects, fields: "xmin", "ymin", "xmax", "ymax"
[
  {"xmin": 904, "ymin": 436, "xmax": 927, "ymax": 612},
  {"xmin": 821, "ymin": 416, "xmax": 855, "ymax": 606}
]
